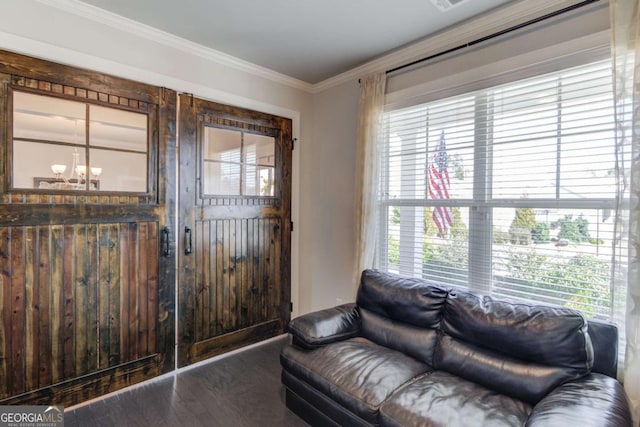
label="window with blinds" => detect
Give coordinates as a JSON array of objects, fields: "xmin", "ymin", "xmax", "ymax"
[{"xmin": 378, "ymin": 59, "xmax": 626, "ymax": 321}]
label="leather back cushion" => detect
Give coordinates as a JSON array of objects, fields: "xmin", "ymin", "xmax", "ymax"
[
  {"xmin": 360, "ymin": 308, "xmax": 438, "ymax": 366},
  {"xmin": 356, "ymin": 269, "xmax": 448, "ymax": 328},
  {"xmin": 437, "ymin": 290, "xmax": 594, "ymax": 403},
  {"xmin": 435, "ymin": 335, "xmax": 587, "ymax": 404}
]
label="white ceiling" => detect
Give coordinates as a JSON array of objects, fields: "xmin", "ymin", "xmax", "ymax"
[{"xmin": 78, "ymin": 0, "xmax": 516, "ymax": 84}]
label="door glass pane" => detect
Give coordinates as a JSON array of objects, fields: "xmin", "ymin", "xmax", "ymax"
[
  {"xmin": 244, "ymin": 133, "xmax": 275, "ymax": 166},
  {"xmin": 90, "ymin": 148, "xmax": 147, "ymax": 192},
  {"xmin": 243, "ymin": 133, "xmax": 275, "ymax": 196},
  {"xmin": 13, "ymin": 141, "xmax": 87, "ymax": 190},
  {"xmin": 204, "ymin": 127, "xmax": 242, "ymax": 162},
  {"xmin": 13, "ymin": 91, "xmax": 85, "ymax": 144},
  {"xmin": 243, "ymin": 165, "xmax": 275, "ymax": 196},
  {"xmin": 90, "ymin": 105, "xmax": 147, "ymax": 152},
  {"xmin": 204, "ymin": 161, "xmax": 241, "ymax": 195},
  {"xmin": 12, "ymin": 91, "xmax": 150, "ymax": 193},
  {"xmin": 203, "ymin": 126, "xmax": 276, "ymax": 197},
  {"xmin": 203, "ymin": 127, "xmax": 242, "ymax": 196}
]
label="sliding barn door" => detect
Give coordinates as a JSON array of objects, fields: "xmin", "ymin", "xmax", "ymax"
[
  {"xmin": 178, "ymin": 95, "xmax": 292, "ymax": 366},
  {"xmin": 0, "ymin": 50, "xmax": 176, "ymax": 407}
]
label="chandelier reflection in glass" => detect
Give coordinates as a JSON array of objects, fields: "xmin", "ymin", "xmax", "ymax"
[{"xmin": 47, "ymin": 148, "xmax": 102, "ymax": 190}]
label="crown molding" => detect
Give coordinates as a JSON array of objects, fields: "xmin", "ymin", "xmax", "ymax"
[
  {"xmin": 311, "ymin": 0, "xmax": 602, "ymax": 93},
  {"xmin": 0, "ymin": 30, "xmax": 301, "ymax": 130},
  {"xmin": 33, "ymin": 0, "xmax": 603, "ymax": 95},
  {"xmin": 36, "ymin": 0, "xmax": 315, "ymax": 93}
]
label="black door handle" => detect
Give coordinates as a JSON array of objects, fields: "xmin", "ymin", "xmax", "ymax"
[
  {"xmin": 184, "ymin": 226, "xmax": 192, "ymax": 255},
  {"xmin": 161, "ymin": 227, "xmax": 170, "ymax": 257}
]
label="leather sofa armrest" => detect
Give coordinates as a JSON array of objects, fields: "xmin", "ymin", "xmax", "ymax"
[
  {"xmin": 288, "ymin": 303, "xmax": 361, "ymax": 349},
  {"xmin": 526, "ymin": 373, "xmax": 632, "ymax": 427}
]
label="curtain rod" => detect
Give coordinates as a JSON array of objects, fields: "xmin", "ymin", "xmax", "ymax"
[{"xmin": 382, "ymin": 0, "xmax": 601, "ymax": 77}]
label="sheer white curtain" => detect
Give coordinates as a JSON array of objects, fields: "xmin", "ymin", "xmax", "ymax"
[
  {"xmin": 353, "ymin": 72, "xmax": 386, "ymax": 294},
  {"xmin": 611, "ymin": 0, "xmax": 640, "ymax": 424}
]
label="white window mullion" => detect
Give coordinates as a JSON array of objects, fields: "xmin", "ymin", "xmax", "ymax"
[
  {"xmin": 398, "ymin": 131, "xmax": 424, "ymax": 277},
  {"xmin": 377, "ymin": 123, "xmax": 391, "ymax": 271},
  {"xmin": 469, "ymin": 93, "xmax": 492, "ymax": 294},
  {"xmin": 555, "ymin": 78, "xmax": 562, "ymax": 199}
]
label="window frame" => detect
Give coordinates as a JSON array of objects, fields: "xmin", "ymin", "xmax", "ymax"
[
  {"xmin": 197, "ymin": 122, "xmax": 279, "ymax": 200},
  {"xmin": 5, "ymin": 85, "xmax": 155, "ymax": 197},
  {"xmin": 377, "ymin": 58, "xmax": 625, "ymax": 320}
]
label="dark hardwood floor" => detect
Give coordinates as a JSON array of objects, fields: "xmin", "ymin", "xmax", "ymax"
[{"xmin": 66, "ymin": 335, "xmax": 308, "ymax": 427}]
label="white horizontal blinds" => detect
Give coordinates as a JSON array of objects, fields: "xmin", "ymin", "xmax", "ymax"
[
  {"xmin": 381, "ymin": 97, "xmax": 475, "ymax": 287},
  {"xmin": 491, "ymin": 61, "xmax": 615, "ymax": 200},
  {"xmin": 379, "ymin": 59, "xmax": 621, "ymax": 321},
  {"xmin": 491, "ymin": 208, "xmax": 615, "ymax": 318},
  {"xmin": 489, "ymin": 60, "xmax": 617, "ymax": 319},
  {"xmin": 383, "ymin": 98, "xmax": 475, "ymax": 200},
  {"xmin": 384, "ymin": 205, "xmax": 470, "ymax": 288}
]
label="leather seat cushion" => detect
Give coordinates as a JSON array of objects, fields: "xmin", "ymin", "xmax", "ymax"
[
  {"xmin": 379, "ymin": 371, "xmax": 532, "ymax": 427},
  {"xmin": 281, "ymin": 337, "xmax": 430, "ymax": 424}
]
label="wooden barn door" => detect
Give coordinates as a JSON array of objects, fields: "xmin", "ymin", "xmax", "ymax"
[
  {"xmin": 0, "ymin": 50, "xmax": 176, "ymax": 407},
  {"xmin": 178, "ymin": 95, "xmax": 292, "ymax": 367}
]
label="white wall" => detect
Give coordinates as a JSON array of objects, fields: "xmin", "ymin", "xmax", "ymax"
[
  {"xmin": 0, "ymin": 0, "xmax": 312, "ymax": 316},
  {"xmin": 298, "ymin": 80, "xmax": 361, "ymax": 311}
]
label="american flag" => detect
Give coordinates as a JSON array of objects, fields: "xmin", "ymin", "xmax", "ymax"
[{"xmin": 428, "ymin": 131, "xmax": 452, "ymax": 236}]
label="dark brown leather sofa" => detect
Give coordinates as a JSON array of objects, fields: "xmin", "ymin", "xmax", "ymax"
[{"xmin": 280, "ymin": 269, "xmax": 632, "ymax": 426}]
